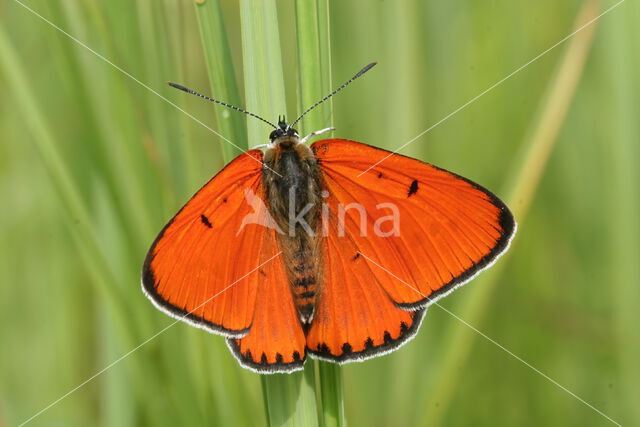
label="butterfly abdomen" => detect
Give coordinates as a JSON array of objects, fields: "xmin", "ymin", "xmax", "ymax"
[
  {"xmin": 291, "ymin": 251, "xmax": 318, "ymax": 323},
  {"xmin": 263, "ymin": 139, "xmax": 323, "ymax": 325}
]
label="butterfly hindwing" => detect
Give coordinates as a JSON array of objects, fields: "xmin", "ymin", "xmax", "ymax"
[
  {"xmin": 306, "ymin": 210, "xmax": 426, "ymax": 361},
  {"xmin": 226, "ymin": 246, "xmax": 307, "ymax": 373}
]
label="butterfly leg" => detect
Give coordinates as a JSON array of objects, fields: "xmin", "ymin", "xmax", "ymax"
[{"xmin": 300, "ymin": 127, "xmax": 335, "ymax": 144}]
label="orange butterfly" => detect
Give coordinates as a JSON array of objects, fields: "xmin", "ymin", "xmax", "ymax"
[{"xmin": 142, "ymin": 63, "xmax": 516, "ymax": 373}]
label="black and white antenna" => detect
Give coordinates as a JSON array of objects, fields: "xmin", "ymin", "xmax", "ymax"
[
  {"xmin": 290, "ymin": 62, "xmax": 377, "ymax": 127},
  {"xmin": 167, "ymin": 82, "xmax": 278, "ymax": 129},
  {"xmin": 168, "ymin": 61, "xmax": 377, "ymax": 130}
]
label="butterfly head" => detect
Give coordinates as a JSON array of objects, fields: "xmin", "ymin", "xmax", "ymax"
[{"xmin": 269, "ymin": 116, "xmax": 299, "ymax": 143}]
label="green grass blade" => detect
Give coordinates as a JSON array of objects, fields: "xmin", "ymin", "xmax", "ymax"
[
  {"xmin": 420, "ymin": 2, "xmax": 603, "ymax": 425},
  {"xmin": 192, "ymin": 3, "xmax": 258, "ymax": 424},
  {"xmin": 240, "ymin": 0, "xmax": 286, "ymax": 144},
  {"xmin": 602, "ymin": 1, "xmax": 640, "ymax": 424},
  {"xmin": 295, "ymin": 0, "xmax": 333, "ymax": 132},
  {"xmin": 294, "ymin": 1, "xmax": 345, "ymax": 426},
  {"xmin": 194, "ymin": 0, "xmax": 247, "ymax": 161},
  {"xmin": 239, "ymin": 1, "xmax": 319, "ymax": 425},
  {"xmin": 316, "ymin": 362, "xmax": 344, "ymax": 427}
]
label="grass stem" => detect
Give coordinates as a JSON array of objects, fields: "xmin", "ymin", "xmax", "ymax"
[{"xmin": 239, "ymin": 1, "xmax": 319, "ymax": 425}]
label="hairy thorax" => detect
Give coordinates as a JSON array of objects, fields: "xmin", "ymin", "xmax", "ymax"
[{"xmin": 263, "ymin": 137, "xmax": 323, "ymax": 327}]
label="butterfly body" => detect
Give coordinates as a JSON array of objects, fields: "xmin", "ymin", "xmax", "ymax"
[{"xmin": 263, "ymin": 127, "xmax": 323, "ymax": 325}]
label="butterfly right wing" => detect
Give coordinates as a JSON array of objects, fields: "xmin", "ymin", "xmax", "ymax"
[{"xmin": 143, "ymin": 150, "xmax": 272, "ymax": 337}]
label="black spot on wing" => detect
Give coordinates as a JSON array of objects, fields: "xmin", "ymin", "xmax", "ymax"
[
  {"xmin": 383, "ymin": 331, "xmax": 392, "ymax": 345},
  {"xmin": 364, "ymin": 338, "xmax": 374, "ymax": 350},
  {"xmin": 400, "ymin": 321, "xmax": 409, "ymax": 334},
  {"xmin": 317, "ymin": 342, "xmax": 330, "ymax": 354},
  {"xmin": 341, "ymin": 343, "xmax": 353, "ymax": 355},
  {"xmin": 353, "ymin": 252, "xmax": 361, "ymax": 261},
  {"xmin": 408, "ymin": 179, "xmax": 419, "ymax": 197},
  {"xmin": 200, "ymin": 214, "xmax": 213, "ymax": 228}
]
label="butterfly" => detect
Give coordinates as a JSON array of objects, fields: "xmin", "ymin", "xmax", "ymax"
[{"xmin": 142, "ymin": 62, "xmax": 516, "ymax": 373}]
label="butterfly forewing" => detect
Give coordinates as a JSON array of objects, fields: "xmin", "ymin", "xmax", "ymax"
[
  {"xmin": 143, "ymin": 150, "xmax": 269, "ymax": 336},
  {"xmin": 312, "ymin": 139, "xmax": 516, "ymax": 310}
]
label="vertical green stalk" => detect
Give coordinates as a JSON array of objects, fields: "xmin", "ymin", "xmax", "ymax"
[
  {"xmin": 420, "ymin": 2, "xmax": 602, "ymax": 425},
  {"xmin": 295, "ymin": 1, "xmax": 345, "ymax": 427},
  {"xmin": 315, "ymin": 362, "xmax": 344, "ymax": 427},
  {"xmin": 240, "ymin": 0, "xmax": 287, "ymax": 145},
  {"xmin": 295, "ymin": 0, "xmax": 333, "ymax": 130},
  {"xmin": 192, "ymin": 3, "xmax": 254, "ymax": 424},
  {"xmin": 194, "ymin": 0, "xmax": 247, "ymax": 160},
  {"xmin": 604, "ymin": 1, "xmax": 640, "ymax": 424},
  {"xmin": 239, "ymin": 1, "xmax": 319, "ymax": 426}
]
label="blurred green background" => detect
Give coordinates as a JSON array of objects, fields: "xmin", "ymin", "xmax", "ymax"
[{"xmin": 1, "ymin": 0, "xmax": 638, "ymax": 426}]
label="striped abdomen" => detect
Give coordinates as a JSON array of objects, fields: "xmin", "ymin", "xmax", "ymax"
[
  {"xmin": 290, "ymin": 248, "xmax": 319, "ymax": 324},
  {"xmin": 263, "ymin": 140, "xmax": 323, "ymax": 326}
]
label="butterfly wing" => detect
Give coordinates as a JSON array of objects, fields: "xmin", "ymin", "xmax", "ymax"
[
  {"xmin": 143, "ymin": 150, "xmax": 269, "ymax": 336},
  {"xmin": 143, "ymin": 150, "xmax": 307, "ymax": 372},
  {"xmin": 306, "ymin": 210, "xmax": 426, "ymax": 361},
  {"xmin": 226, "ymin": 251, "xmax": 307, "ymax": 372},
  {"xmin": 306, "ymin": 139, "xmax": 515, "ymax": 361}
]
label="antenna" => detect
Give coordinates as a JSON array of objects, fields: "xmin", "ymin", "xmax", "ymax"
[
  {"xmin": 167, "ymin": 82, "xmax": 278, "ymax": 129},
  {"xmin": 290, "ymin": 62, "xmax": 377, "ymax": 127}
]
